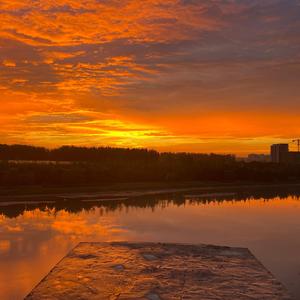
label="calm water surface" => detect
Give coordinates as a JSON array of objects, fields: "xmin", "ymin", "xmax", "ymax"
[{"xmin": 1, "ymin": 190, "xmax": 300, "ymax": 299}]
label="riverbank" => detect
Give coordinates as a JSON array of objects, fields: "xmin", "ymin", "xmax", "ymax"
[{"xmin": 1, "ymin": 181, "xmax": 300, "ymax": 203}]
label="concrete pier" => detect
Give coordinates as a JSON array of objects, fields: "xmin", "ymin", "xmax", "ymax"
[{"xmin": 26, "ymin": 242, "xmax": 291, "ymax": 299}]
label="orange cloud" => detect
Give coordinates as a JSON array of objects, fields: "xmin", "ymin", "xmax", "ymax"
[
  {"xmin": 0, "ymin": 1, "xmax": 222, "ymax": 46},
  {"xmin": 2, "ymin": 59, "xmax": 16, "ymax": 67},
  {"xmin": 0, "ymin": 0, "xmax": 299, "ymax": 154}
]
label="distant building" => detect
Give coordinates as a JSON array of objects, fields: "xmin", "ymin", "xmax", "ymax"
[
  {"xmin": 247, "ymin": 154, "xmax": 270, "ymax": 163},
  {"xmin": 271, "ymin": 144, "xmax": 289, "ymax": 163},
  {"xmin": 271, "ymin": 144, "xmax": 300, "ymax": 163}
]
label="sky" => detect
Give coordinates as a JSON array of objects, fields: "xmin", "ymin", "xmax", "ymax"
[{"xmin": 0, "ymin": 0, "xmax": 299, "ymax": 155}]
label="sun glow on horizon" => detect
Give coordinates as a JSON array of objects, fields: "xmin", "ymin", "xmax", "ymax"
[{"xmin": 0, "ymin": 0, "xmax": 299, "ymax": 154}]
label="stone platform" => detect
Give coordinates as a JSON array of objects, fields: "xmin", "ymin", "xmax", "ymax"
[{"xmin": 26, "ymin": 242, "xmax": 291, "ymax": 299}]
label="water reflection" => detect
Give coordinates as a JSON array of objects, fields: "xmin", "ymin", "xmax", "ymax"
[
  {"xmin": 2, "ymin": 188, "xmax": 300, "ymax": 219},
  {"xmin": 1, "ymin": 188, "xmax": 300, "ymax": 299}
]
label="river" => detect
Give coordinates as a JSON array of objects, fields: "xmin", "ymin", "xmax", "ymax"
[{"xmin": 0, "ymin": 188, "xmax": 300, "ymax": 299}]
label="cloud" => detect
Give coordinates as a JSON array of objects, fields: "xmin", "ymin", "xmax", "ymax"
[
  {"xmin": 0, "ymin": 0, "xmax": 299, "ymax": 154},
  {"xmin": 0, "ymin": 0, "xmax": 222, "ymax": 46},
  {"xmin": 2, "ymin": 59, "xmax": 16, "ymax": 67},
  {"xmin": 26, "ymin": 113, "xmax": 94, "ymax": 124}
]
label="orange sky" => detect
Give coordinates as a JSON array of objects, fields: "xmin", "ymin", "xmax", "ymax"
[{"xmin": 0, "ymin": 0, "xmax": 300, "ymax": 155}]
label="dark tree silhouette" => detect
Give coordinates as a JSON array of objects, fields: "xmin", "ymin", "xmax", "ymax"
[{"xmin": 0, "ymin": 144, "xmax": 299, "ymax": 186}]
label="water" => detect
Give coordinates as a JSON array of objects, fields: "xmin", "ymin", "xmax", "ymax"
[{"xmin": 1, "ymin": 189, "xmax": 300, "ymax": 299}]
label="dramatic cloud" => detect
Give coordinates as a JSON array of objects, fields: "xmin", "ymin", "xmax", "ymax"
[{"xmin": 0, "ymin": 0, "xmax": 300, "ymax": 154}]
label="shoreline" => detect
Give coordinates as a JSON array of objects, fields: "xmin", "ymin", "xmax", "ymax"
[{"xmin": 1, "ymin": 181, "xmax": 300, "ymax": 203}]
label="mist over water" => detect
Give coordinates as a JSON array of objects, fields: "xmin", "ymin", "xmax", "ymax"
[{"xmin": 1, "ymin": 190, "xmax": 300, "ymax": 299}]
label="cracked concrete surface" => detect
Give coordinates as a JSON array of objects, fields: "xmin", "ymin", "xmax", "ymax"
[{"xmin": 25, "ymin": 242, "xmax": 291, "ymax": 299}]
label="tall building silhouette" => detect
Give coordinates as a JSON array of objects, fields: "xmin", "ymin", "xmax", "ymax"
[
  {"xmin": 271, "ymin": 144, "xmax": 289, "ymax": 163},
  {"xmin": 271, "ymin": 144, "xmax": 300, "ymax": 163}
]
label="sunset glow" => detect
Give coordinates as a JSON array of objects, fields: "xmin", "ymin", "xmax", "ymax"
[{"xmin": 1, "ymin": 0, "xmax": 300, "ymax": 154}]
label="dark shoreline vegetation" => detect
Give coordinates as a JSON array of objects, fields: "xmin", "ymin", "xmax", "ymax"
[{"xmin": 1, "ymin": 144, "xmax": 300, "ymax": 187}]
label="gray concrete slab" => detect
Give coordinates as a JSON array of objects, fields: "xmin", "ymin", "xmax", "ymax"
[{"xmin": 26, "ymin": 242, "xmax": 291, "ymax": 300}]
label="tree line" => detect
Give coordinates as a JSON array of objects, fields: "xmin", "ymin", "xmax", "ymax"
[
  {"xmin": 0, "ymin": 144, "xmax": 159, "ymax": 162},
  {"xmin": 0, "ymin": 144, "xmax": 299, "ymax": 186}
]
